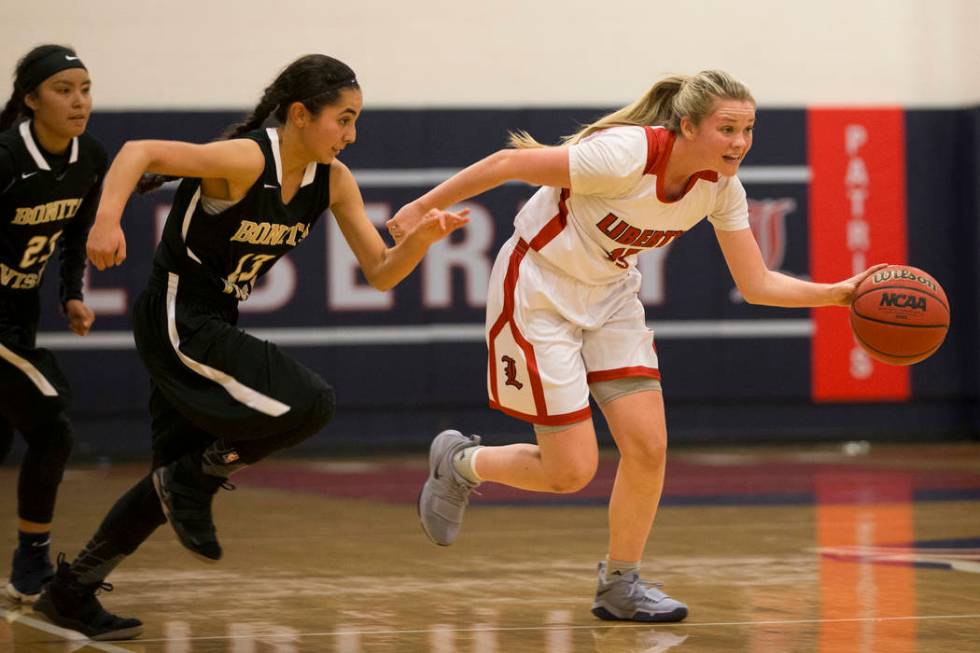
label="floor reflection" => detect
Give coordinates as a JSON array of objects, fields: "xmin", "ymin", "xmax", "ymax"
[{"xmin": 0, "ymin": 442, "xmax": 977, "ymax": 652}]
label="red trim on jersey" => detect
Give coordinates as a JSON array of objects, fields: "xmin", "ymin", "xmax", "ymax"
[
  {"xmin": 586, "ymin": 367, "xmax": 661, "ymax": 384},
  {"xmin": 643, "ymin": 126, "xmax": 670, "ymax": 175},
  {"xmin": 489, "ymin": 400, "xmax": 592, "ymax": 426},
  {"xmin": 643, "ymin": 126, "xmax": 720, "ymax": 203},
  {"xmin": 487, "ymin": 239, "xmax": 548, "ymax": 416},
  {"xmin": 528, "ymin": 188, "xmax": 570, "ymax": 251}
]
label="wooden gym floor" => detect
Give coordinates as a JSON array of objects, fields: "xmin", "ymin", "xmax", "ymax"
[{"xmin": 1, "ymin": 441, "xmax": 978, "ymax": 652}]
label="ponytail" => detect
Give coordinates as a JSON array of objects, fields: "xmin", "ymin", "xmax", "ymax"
[
  {"xmin": 221, "ymin": 85, "xmax": 282, "ymax": 140},
  {"xmin": 510, "ymin": 70, "xmax": 753, "ymax": 149},
  {"xmin": 134, "ymin": 173, "xmax": 179, "ymax": 194},
  {"xmin": 0, "ymin": 92, "xmax": 26, "ymax": 131}
]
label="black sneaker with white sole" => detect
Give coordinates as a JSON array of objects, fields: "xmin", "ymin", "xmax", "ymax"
[
  {"xmin": 33, "ymin": 554, "xmax": 143, "ymax": 641},
  {"xmin": 5, "ymin": 543, "xmax": 54, "ymax": 603}
]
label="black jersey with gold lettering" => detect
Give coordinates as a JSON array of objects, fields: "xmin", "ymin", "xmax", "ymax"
[
  {"xmin": 152, "ymin": 127, "xmax": 331, "ymax": 303},
  {"xmin": 0, "ymin": 120, "xmax": 106, "ymax": 303}
]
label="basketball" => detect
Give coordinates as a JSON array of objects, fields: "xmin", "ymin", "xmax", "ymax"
[{"xmin": 849, "ymin": 265, "xmax": 950, "ymax": 365}]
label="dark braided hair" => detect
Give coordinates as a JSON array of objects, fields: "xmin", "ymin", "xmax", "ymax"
[
  {"xmin": 137, "ymin": 54, "xmax": 359, "ymax": 194},
  {"xmin": 0, "ymin": 44, "xmax": 81, "ymax": 131}
]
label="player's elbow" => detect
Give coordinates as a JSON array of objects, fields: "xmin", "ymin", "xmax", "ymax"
[
  {"xmin": 731, "ymin": 268, "xmax": 773, "ymax": 305},
  {"xmin": 119, "ymin": 140, "xmax": 151, "ymax": 157},
  {"xmin": 370, "ymin": 277, "xmax": 396, "ymax": 292},
  {"xmin": 485, "ymin": 149, "xmax": 521, "ymax": 181},
  {"xmin": 739, "ymin": 287, "xmax": 764, "ymax": 305},
  {"xmin": 735, "ymin": 277, "xmax": 769, "ymax": 305},
  {"xmin": 363, "ymin": 264, "xmax": 397, "ymax": 292},
  {"xmin": 117, "ymin": 140, "xmax": 156, "ymax": 169}
]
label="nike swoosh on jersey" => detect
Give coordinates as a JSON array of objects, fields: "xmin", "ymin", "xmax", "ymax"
[
  {"xmin": 21, "ymin": 171, "xmax": 37, "ymax": 179},
  {"xmin": 263, "ymin": 184, "xmax": 279, "ymax": 189},
  {"xmin": 65, "ymin": 55, "xmax": 80, "ymax": 61}
]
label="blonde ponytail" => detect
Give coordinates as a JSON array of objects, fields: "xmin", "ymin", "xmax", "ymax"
[{"xmin": 510, "ymin": 70, "xmax": 754, "ymax": 149}]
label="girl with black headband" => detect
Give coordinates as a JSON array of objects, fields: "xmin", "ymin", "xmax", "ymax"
[
  {"xmin": 0, "ymin": 44, "xmax": 106, "ymax": 605},
  {"xmin": 33, "ymin": 53, "xmax": 467, "ymax": 640}
]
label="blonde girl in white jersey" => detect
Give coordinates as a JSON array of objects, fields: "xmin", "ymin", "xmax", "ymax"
[{"xmin": 389, "ymin": 70, "xmax": 884, "ymax": 622}]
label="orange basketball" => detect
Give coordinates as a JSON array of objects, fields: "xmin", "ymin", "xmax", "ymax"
[{"xmin": 849, "ymin": 265, "xmax": 950, "ymax": 365}]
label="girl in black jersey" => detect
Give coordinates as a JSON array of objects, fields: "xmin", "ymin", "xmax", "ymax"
[
  {"xmin": 33, "ymin": 54, "xmax": 467, "ymax": 640},
  {"xmin": 0, "ymin": 44, "xmax": 105, "ymax": 604}
]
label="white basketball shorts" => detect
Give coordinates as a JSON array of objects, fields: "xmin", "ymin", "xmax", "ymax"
[{"xmin": 485, "ymin": 235, "xmax": 660, "ymax": 426}]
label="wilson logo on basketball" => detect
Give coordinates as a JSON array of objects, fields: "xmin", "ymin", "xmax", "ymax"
[
  {"xmin": 871, "ymin": 268, "xmax": 939, "ymax": 292},
  {"xmin": 879, "ymin": 293, "xmax": 927, "ymax": 311}
]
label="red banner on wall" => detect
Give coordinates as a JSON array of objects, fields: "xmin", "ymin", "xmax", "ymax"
[{"xmin": 808, "ymin": 109, "xmax": 909, "ymax": 402}]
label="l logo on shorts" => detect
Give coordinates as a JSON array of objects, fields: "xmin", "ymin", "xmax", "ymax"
[{"xmin": 501, "ymin": 355, "xmax": 523, "ymax": 390}]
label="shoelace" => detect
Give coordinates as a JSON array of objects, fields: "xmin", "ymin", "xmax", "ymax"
[
  {"xmin": 53, "ymin": 553, "xmax": 115, "ymax": 596},
  {"xmin": 92, "ymin": 581, "xmax": 114, "ymax": 596},
  {"xmin": 628, "ymin": 576, "xmax": 668, "ymax": 603},
  {"xmin": 444, "ymin": 479, "xmax": 478, "ymax": 505},
  {"xmin": 53, "ymin": 551, "xmax": 73, "ymax": 574}
]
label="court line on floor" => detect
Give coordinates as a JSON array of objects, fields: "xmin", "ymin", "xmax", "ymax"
[
  {"xmin": 130, "ymin": 612, "xmax": 980, "ymax": 643},
  {"xmin": 0, "ymin": 605, "xmax": 135, "ymax": 652}
]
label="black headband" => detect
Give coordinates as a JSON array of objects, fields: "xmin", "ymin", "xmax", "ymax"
[
  {"xmin": 19, "ymin": 48, "xmax": 87, "ymax": 93},
  {"xmin": 296, "ymin": 76, "xmax": 358, "ymax": 105}
]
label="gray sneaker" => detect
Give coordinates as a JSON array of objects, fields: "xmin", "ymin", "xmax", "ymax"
[
  {"xmin": 418, "ymin": 430, "xmax": 481, "ymax": 546},
  {"xmin": 591, "ymin": 561, "xmax": 688, "ymax": 622}
]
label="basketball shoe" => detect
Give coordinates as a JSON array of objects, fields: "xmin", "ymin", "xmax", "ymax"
[
  {"xmin": 152, "ymin": 452, "xmax": 225, "ymax": 561},
  {"xmin": 33, "ymin": 554, "xmax": 143, "ymax": 641},
  {"xmin": 5, "ymin": 543, "xmax": 54, "ymax": 603},
  {"xmin": 418, "ymin": 430, "xmax": 481, "ymax": 545},
  {"xmin": 591, "ymin": 561, "xmax": 689, "ymax": 622}
]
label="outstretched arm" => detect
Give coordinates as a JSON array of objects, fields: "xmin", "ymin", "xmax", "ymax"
[
  {"xmin": 387, "ymin": 146, "xmax": 570, "ymax": 242},
  {"xmin": 716, "ymin": 227, "xmax": 886, "ymax": 307},
  {"xmin": 87, "ymin": 139, "xmax": 265, "ymax": 270},
  {"xmin": 331, "ymin": 162, "xmax": 469, "ymax": 291}
]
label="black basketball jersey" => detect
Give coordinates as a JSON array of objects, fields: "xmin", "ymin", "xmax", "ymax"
[
  {"xmin": 153, "ymin": 128, "xmax": 331, "ymax": 302},
  {"xmin": 0, "ymin": 120, "xmax": 106, "ymax": 303}
]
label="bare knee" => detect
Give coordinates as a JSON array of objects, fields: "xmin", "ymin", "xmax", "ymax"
[
  {"xmin": 547, "ymin": 459, "xmax": 597, "ymax": 493},
  {"xmin": 535, "ymin": 419, "xmax": 599, "ymax": 493},
  {"xmin": 618, "ymin": 430, "xmax": 667, "ymax": 468}
]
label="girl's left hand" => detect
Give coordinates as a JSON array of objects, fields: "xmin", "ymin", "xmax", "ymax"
[
  {"xmin": 406, "ymin": 207, "xmax": 470, "ymax": 245},
  {"xmin": 829, "ymin": 263, "xmax": 890, "ymax": 306},
  {"xmin": 64, "ymin": 299, "xmax": 95, "ymax": 336},
  {"xmin": 387, "ymin": 203, "xmax": 424, "ymax": 243}
]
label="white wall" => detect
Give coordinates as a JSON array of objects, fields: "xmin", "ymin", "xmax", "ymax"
[{"xmin": 2, "ymin": 0, "xmax": 978, "ymax": 109}]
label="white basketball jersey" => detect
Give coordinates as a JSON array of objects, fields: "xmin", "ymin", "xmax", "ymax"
[{"xmin": 513, "ymin": 125, "xmax": 750, "ymax": 285}]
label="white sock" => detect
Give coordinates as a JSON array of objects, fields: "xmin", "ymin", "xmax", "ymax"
[
  {"xmin": 606, "ymin": 557, "xmax": 640, "ymax": 578},
  {"xmin": 452, "ymin": 445, "xmax": 483, "ymax": 483}
]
